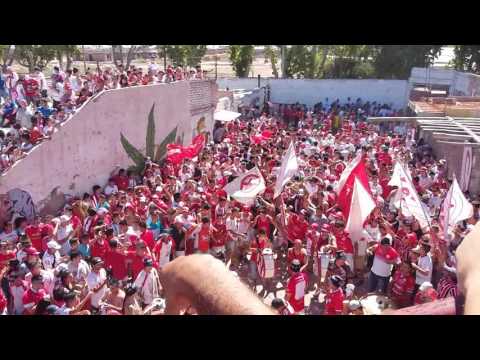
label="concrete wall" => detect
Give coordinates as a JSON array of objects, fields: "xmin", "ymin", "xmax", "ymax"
[
  {"xmin": 409, "ymin": 67, "xmax": 480, "ymax": 97},
  {"xmin": 268, "ymin": 79, "xmax": 409, "ymax": 109},
  {"xmin": 451, "ymin": 72, "xmax": 480, "ymax": 97},
  {"xmin": 0, "ymin": 81, "xmax": 217, "ymax": 212},
  {"xmin": 216, "ymin": 78, "xmax": 410, "ymax": 110},
  {"xmin": 217, "ymin": 78, "xmax": 267, "ymax": 91}
]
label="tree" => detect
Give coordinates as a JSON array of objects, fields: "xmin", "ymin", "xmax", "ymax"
[
  {"xmin": 14, "ymin": 45, "xmax": 57, "ymax": 72},
  {"xmin": 229, "ymin": 45, "xmax": 255, "ymax": 77},
  {"xmin": 282, "ymin": 45, "xmax": 332, "ymax": 79},
  {"xmin": 159, "ymin": 45, "xmax": 207, "ymax": 67},
  {"xmin": 0, "ymin": 45, "xmax": 15, "ymax": 68},
  {"xmin": 55, "ymin": 45, "xmax": 80, "ymax": 70},
  {"xmin": 264, "ymin": 45, "xmax": 279, "ymax": 78},
  {"xmin": 111, "ymin": 45, "xmax": 145, "ymax": 69},
  {"xmin": 452, "ymin": 45, "xmax": 480, "ymax": 74},
  {"xmin": 372, "ymin": 45, "xmax": 443, "ymax": 79}
]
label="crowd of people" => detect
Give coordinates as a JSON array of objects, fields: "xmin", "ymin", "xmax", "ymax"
[
  {"xmin": 0, "ymin": 94, "xmax": 479, "ymax": 316},
  {"xmin": 0, "ymin": 61, "xmax": 206, "ymax": 173}
]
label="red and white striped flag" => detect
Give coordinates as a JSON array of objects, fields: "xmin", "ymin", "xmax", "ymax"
[
  {"xmin": 346, "ymin": 177, "xmax": 376, "ymax": 244},
  {"xmin": 336, "ymin": 153, "xmax": 372, "ymax": 219}
]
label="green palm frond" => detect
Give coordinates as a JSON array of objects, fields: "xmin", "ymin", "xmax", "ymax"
[
  {"xmin": 155, "ymin": 126, "xmax": 178, "ymax": 162},
  {"xmin": 146, "ymin": 103, "xmax": 156, "ymax": 159},
  {"xmin": 120, "ymin": 132, "xmax": 145, "ymax": 169}
]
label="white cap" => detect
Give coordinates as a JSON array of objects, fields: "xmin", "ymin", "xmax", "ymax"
[
  {"xmin": 47, "ymin": 240, "xmax": 61, "ymax": 250},
  {"xmin": 419, "ymin": 282, "xmax": 433, "ymax": 292}
]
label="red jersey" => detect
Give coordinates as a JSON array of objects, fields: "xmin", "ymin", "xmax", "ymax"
[
  {"xmin": 30, "ymin": 127, "xmax": 43, "ymax": 144},
  {"xmin": 333, "ymin": 230, "xmax": 354, "ymax": 254},
  {"xmin": 25, "ymin": 225, "xmax": 43, "ymax": 252},
  {"xmin": 256, "ymin": 215, "xmax": 272, "ymax": 238},
  {"xmin": 286, "ymin": 272, "xmax": 308, "ymax": 313},
  {"xmin": 140, "ymin": 230, "xmax": 155, "ymax": 251},
  {"xmin": 24, "ymin": 78, "xmax": 39, "ymax": 97},
  {"xmin": 127, "ymin": 251, "xmax": 148, "ymax": 280},
  {"xmin": 212, "ymin": 224, "xmax": 228, "ymax": 247},
  {"xmin": 90, "ymin": 239, "xmax": 108, "ymax": 260},
  {"xmin": 113, "ymin": 175, "xmax": 129, "ymax": 191},
  {"xmin": 324, "ymin": 288, "xmax": 344, "ymax": 315},
  {"xmin": 391, "ymin": 271, "xmax": 415, "ymax": 298},
  {"xmin": 22, "ymin": 288, "xmax": 47, "ymax": 311},
  {"xmin": 286, "ymin": 215, "xmax": 308, "ymax": 242},
  {"xmin": 287, "ymin": 248, "xmax": 307, "ymax": 266},
  {"xmin": 104, "ymin": 250, "xmax": 128, "ymax": 280},
  {"xmin": 0, "ymin": 251, "xmax": 16, "ymax": 271},
  {"xmin": 197, "ymin": 226, "xmax": 211, "ymax": 252}
]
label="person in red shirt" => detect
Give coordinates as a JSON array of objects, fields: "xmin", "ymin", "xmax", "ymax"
[
  {"xmin": 332, "ymin": 220, "xmax": 354, "ymax": 265},
  {"xmin": 22, "ymin": 274, "xmax": 47, "ymax": 315},
  {"xmin": 285, "ymin": 259, "xmax": 308, "ymax": 314},
  {"xmin": 0, "ymin": 240, "xmax": 16, "ymax": 274},
  {"xmin": 25, "ymin": 215, "xmax": 43, "ymax": 253},
  {"xmin": 389, "ymin": 262, "xmax": 415, "ymax": 308},
  {"xmin": 90, "ymin": 227, "xmax": 109, "ymax": 261},
  {"xmin": 126, "ymin": 241, "xmax": 150, "ymax": 280},
  {"xmin": 138, "ymin": 221, "xmax": 155, "ymax": 251},
  {"xmin": 104, "ymin": 239, "xmax": 128, "ymax": 281},
  {"xmin": 112, "ymin": 168, "xmax": 129, "ymax": 191},
  {"xmin": 287, "ymin": 239, "xmax": 308, "ymax": 273},
  {"xmin": 211, "ymin": 216, "xmax": 228, "ymax": 255},
  {"xmin": 254, "ymin": 208, "xmax": 274, "ymax": 240},
  {"xmin": 193, "ymin": 217, "xmax": 213, "ymax": 254},
  {"xmin": 286, "ymin": 211, "xmax": 308, "ymax": 244},
  {"xmin": 29, "ymin": 118, "xmax": 45, "ymax": 144},
  {"xmin": 324, "ymin": 275, "xmax": 345, "ymax": 315}
]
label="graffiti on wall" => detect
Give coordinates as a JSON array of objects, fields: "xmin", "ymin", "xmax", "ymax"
[{"xmin": 2, "ymin": 188, "xmax": 37, "ymax": 221}]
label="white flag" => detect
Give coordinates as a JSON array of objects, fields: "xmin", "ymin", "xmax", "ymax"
[
  {"xmin": 274, "ymin": 142, "xmax": 298, "ymax": 198},
  {"xmin": 346, "ymin": 177, "xmax": 376, "ymax": 244},
  {"xmin": 440, "ymin": 177, "xmax": 473, "ymax": 241},
  {"xmin": 388, "ymin": 161, "xmax": 430, "ymax": 229},
  {"xmin": 224, "ymin": 166, "xmax": 266, "ymax": 205}
]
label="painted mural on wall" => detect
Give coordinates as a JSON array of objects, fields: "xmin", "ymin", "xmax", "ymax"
[
  {"xmin": 0, "ymin": 188, "xmax": 37, "ymax": 223},
  {"xmin": 120, "ymin": 102, "xmax": 180, "ymax": 170}
]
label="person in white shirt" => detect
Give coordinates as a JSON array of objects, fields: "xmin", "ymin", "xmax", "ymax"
[
  {"xmin": 68, "ymin": 251, "xmax": 91, "ymax": 285},
  {"xmin": 104, "ymin": 178, "xmax": 119, "ymax": 196},
  {"xmin": 9, "ymin": 273, "xmax": 28, "ymax": 315},
  {"xmin": 134, "ymin": 258, "xmax": 161, "ymax": 306},
  {"xmin": 367, "ymin": 237, "xmax": 401, "ymax": 293},
  {"xmin": 42, "ymin": 240, "xmax": 62, "ymax": 270},
  {"xmin": 0, "ymin": 222, "xmax": 18, "ymax": 245},
  {"xmin": 412, "ymin": 243, "xmax": 433, "ymax": 288},
  {"xmin": 86, "ymin": 257, "xmax": 108, "ymax": 312}
]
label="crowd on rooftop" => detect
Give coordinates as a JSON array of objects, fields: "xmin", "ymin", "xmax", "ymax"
[{"xmin": 0, "ymin": 61, "xmax": 206, "ymax": 173}]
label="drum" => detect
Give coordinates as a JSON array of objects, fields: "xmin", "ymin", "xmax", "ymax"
[{"xmin": 258, "ymin": 248, "xmax": 275, "ymax": 279}]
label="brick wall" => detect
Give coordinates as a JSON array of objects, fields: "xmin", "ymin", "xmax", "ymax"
[{"xmin": 189, "ymin": 80, "xmax": 218, "ymax": 116}]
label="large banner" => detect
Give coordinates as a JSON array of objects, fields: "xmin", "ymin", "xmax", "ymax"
[{"xmin": 459, "ymin": 146, "xmax": 472, "ymax": 192}]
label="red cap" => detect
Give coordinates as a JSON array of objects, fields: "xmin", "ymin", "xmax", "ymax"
[
  {"xmin": 25, "ymin": 247, "xmax": 40, "ymax": 256},
  {"xmin": 311, "ymin": 223, "xmax": 319, "ymax": 230}
]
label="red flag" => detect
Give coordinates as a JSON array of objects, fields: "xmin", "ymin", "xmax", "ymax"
[
  {"xmin": 336, "ymin": 153, "xmax": 371, "ymax": 220},
  {"xmin": 166, "ymin": 134, "xmax": 205, "ymax": 164}
]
